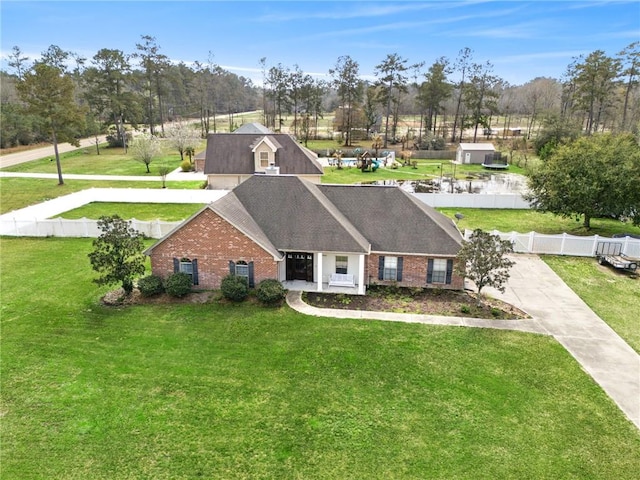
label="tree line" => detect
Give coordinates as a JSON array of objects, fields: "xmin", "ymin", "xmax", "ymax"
[{"xmin": 1, "ymin": 36, "xmax": 638, "ymax": 153}]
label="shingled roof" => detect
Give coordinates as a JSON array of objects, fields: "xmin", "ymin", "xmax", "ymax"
[{"xmin": 203, "ymin": 133, "xmax": 324, "ymax": 175}]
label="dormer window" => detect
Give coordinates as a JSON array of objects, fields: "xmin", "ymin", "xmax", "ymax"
[{"xmin": 259, "ymin": 151, "xmax": 269, "ymax": 168}]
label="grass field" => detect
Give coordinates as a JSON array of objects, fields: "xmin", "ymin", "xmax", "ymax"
[
  {"xmin": 437, "ymin": 207, "xmax": 640, "ymax": 238},
  {"xmin": 53, "ymin": 202, "xmax": 205, "ymax": 221},
  {"xmin": 0, "ymin": 178, "xmax": 204, "ymax": 214},
  {"xmin": 1, "ymin": 237, "xmax": 638, "ymax": 479}
]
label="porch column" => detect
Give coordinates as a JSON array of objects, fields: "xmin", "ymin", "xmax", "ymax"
[
  {"xmin": 358, "ymin": 254, "xmax": 365, "ymax": 295},
  {"xmin": 317, "ymin": 252, "xmax": 323, "ymax": 292}
]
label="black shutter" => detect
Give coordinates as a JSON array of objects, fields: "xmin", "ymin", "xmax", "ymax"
[
  {"xmin": 445, "ymin": 259, "xmax": 453, "ymax": 284},
  {"xmin": 397, "ymin": 257, "xmax": 403, "ymax": 281},
  {"xmin": 378, "ymin": 256, "xmax": 385, "ymax": 280},
  {"xmin": 192, "ymin": 259, "xmax": 199, "ymax": 285},
  {"xmin": 173, "ymin": 258, "xmax": 180, "ymax": 273},
  {"xmin": 229, "ymin": 260, "xmax": 235, "ymax": 275},
  {"xmin": 427, "ymin": 259, "xmax": 434, "ymax": 284},
  {"xmin": 248, "ymin": 261, "xmax": 255, "ymax": 288}
]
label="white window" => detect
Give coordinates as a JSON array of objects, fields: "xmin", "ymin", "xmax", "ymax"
[
  {"xmin": 235, "ymin": 261, "xmax": 249, "ymax": 281},
  {"xmin": 259, "ymin": 151, "xmax": 269, "ymax": 168},
  {"xmin": 431, "ymin": 259, "xmax": 447, "ymax": 283},
  {"xmin": 335, "ymin": 256, "xmax": 348, "ymax": 274},
  {"xmin": 383, "ymin": 256, "xmax": 398, "ymax": 281},
  {"xmin": 180, "ymin": 259, "xmax": 193, "ymax": 281}
]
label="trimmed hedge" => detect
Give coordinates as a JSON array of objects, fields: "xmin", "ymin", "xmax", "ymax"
[
  {"xmin": 220, "ymin": 274, "xmax": 249, "ymax": 302},
  {"xmin": 256, "ymin": 279, "xmax": 286, "ymax": 305},
  {"xmin": 137, "ymin": 274, "xmax": 165, "ymax": 297},
  {"xmin": 165, "ymin": 272, "xmax": 193, "ymax": 297}
]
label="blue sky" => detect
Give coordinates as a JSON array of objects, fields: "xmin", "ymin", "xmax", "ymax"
[{"xmin": 1, "ymin": 0, "xmax": 638, "ymax": 86}]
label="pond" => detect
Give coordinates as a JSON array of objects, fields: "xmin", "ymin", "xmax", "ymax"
[{"xmin": 358, "ymin": 173, "xmax": 529, "ymax": 195}]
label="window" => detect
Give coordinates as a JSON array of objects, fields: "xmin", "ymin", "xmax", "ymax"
[
  {"xmin": 383, "ymin": 256, "xmax": 398, "ymax": 281},
  {"xmin": 174, "ymin": 257, "xmax": 198, "ymax": 285},
  {"xmin": 431, "ymin": 259, "xmax": 447, "ymax": 283},
  {"xmin": 235, "ymin": 260, "xmax": 249, "ymax": 281},
  {"xmin": 335, "ymin": 256, "xmax": 348, "ymax": 274},
  {"xmin": 259, "ymin": 151, "xmax": 269, "ymax": 168}
]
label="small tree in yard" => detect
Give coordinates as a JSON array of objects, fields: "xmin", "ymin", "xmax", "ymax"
[
  {"xmin": 455, "ymin": 229, "xmax": 515, "ymax": 306},
  {"xmin": 166, "ymin": 122, "xmax": 201, "ymax": 162},
  {"xmin": 88, "ymin": 215, "xmax": 146, "ymax": 295},
  {"xmin": 130, "ymin": 133, "xmax": 162, "ymax": 173}
]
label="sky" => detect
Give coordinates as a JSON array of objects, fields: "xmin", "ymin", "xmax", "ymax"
[{"xmin": 1, "ymin": 0, "xmax": 638, "ymax": 86}]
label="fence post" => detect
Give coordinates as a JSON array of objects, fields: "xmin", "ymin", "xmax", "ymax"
[
  {"xmin": 560, "ymin": 232, "xmax": 567, "ymax": 255},
  {"xmin": 528, "ymin": 231, "xmax": 535, "ymax": 253},
  {"xmin": 591, "ymin": 235, "xmax": 599, "ymax": 256},
  {"xmin": 623, "ymin": 235, "xmax": 630, "ymax": 254}
]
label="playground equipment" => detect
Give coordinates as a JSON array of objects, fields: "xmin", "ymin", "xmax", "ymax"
[{"xmin": 357, "ymin": 150, "xmax": 380, "ymax": 172}]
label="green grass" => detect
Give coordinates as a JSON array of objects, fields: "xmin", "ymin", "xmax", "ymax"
[
  {"xmin": 1, "ymin": 237, "xmax": 639, "ymax": 479},
  {"xmin": 0, "ymin": 143, "xmax": 202, "ymax": 176},
  {"xmin": 543, "ymin": 256, "xmax": 640, "ymax": 352},
  {"xmin": 437, "ymin": 208, "xmax": 640, "ymax": 238},
  {"xmin": 0, "ymin": 178, "xmax": 204, "ymax": 214},
  {"xmin": 53, "ymin": 202, "xmax": 205, "ymax": 221},
  {"xmin": 322, "ymin": 160, "xmax": 527, "ymax": 184}
]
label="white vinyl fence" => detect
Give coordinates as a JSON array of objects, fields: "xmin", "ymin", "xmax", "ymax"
[
  {"xmin": 414, "ymin": 193, "xmax": 530, "ymax": 209},
  {"xmin": 465, "ymin": 229, "xmax": 640, "ymax": 258}
]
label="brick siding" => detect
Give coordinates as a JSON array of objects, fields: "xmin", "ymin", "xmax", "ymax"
[
  {"xmin": 149, "ymin": 207, "xmax": 278, "ymax": 289},
  {"xmin": 367, "ymin": 253, "xmax": 464, "ymax": 290}
]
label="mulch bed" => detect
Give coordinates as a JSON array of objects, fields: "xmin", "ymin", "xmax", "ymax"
[{"xmin": 304, "ymin": 286, "xmax": 529, "ymax": 320}]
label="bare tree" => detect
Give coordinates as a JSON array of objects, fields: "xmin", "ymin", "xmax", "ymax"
[{"xmin": 130, "ymin": 133, "xmax": 162, "ymax": 173}]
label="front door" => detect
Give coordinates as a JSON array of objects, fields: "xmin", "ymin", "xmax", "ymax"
[{"xmin": 286, "ymin": 252, "xmax": 314, "ymax": 282}]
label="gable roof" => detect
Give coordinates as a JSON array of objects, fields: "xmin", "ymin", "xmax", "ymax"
[
  {"xmin": 458, "ymin": 143, "xmax": 495, "ymax": 151},
  {"xmin": 204, "ymin": 133, "xmax": 323, "ymax": 176},
  {"xmin": 233, "ymin": 122, "xmax": 273, "ymax": 134}
]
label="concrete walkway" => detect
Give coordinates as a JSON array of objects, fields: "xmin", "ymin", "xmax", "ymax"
[{"xmin": 286, "ymin": 254, "xmax": 640, "ymax": 429}]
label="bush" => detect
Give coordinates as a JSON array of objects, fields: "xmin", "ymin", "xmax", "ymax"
[
  {"xmin": 137, "ymin": 274, "xmax": 165, "ymax": 297},
  {"xmin": 165, "ymin": 272, "xmax": 193, "ymax": 297},
  {"xmin": 180, "ymin": 159, "xmax": 193, "ymax": 172},
  {"xmin": 256, "ymin": 279, "xmax": 286, "ymax": 305},
  {"xmin": 220, "ymin": 274, "xmax": 249, "ymax": 302}
]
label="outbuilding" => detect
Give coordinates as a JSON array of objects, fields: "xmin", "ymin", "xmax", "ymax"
[{"xmin": 456, "ymin": 143, "xmax": 496, "ymax": 164}]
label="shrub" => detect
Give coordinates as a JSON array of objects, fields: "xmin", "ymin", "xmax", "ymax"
[
  {"xmin": 165, "ymin": 272, "xmax": 193, "ymax": 297},
  {"xmin": 137, "ymin": 274, "xmax": 164, "ymax": 297},
  {"xmin": 256, "ymin": 279, "xmax": 286, "ymax": 305},
  {"xmin": 460, "ymin": 305, "xmax": 471, "ymax": 314},
  {"xmin": 220, "ymin": 274, "xmax": 249, "ymax": 302},
  {"xmin": 180, "ymin": 159, "xmax": 193, "ymax": 172}
]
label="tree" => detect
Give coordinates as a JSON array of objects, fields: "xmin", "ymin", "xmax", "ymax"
[
  {"xmin": 16, "ymin": 63, "xmax": 86, "ymax": 185},
  {"xmin": 455, "ymin": 229, "xmax": 515, "ymax": 306},
  {"xmin": 134, "ymin": 35, "xmax": 169, "ymax": 135},
  {"xmin": 617, "ymin": 42, "xmax": 640, "ymax": 132},
  {"xmin": 88, "ymin": 215, "xmax": 146, "ymax": 295},
  {"xmin": 330, "ymin": 55, "xmax": 363, "ymax": 146},
  {"xmin": 451, "ymin": 47, "xmax": 474, "ymax": 142},
  {"xmin": 130, "ymin": 133, "xmax": 162, "ymax": 173},
  {"xmin": 7, "ymin": 46, "xmax": 29, "ymax": 80},
  {"xmin": 165, "ymin": 121, "xmax": 200, "ymax": 161},
  {"xmin": 526, "ymin": 133, "xmax": 640, "ymax": 228},
  {"xmin": 374, "ymin": 53, "xmax": 420, "ymax": 147},
  {"xmin": 463, "ymin": 61, "xmax": 501, "ymax": 142},
  {"xmin": 417, "ymin": 57, "xmax": 452, "ymax": 138}
]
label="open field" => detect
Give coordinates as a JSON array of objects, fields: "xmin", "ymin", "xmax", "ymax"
[{"xmin": 1, "ymin": 237, "xmax": 638, "ymax": 479}]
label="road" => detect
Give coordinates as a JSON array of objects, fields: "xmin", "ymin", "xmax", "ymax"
[{"xmin": 0, "ymin": 136, "xmax": 108, "ymax": 168}]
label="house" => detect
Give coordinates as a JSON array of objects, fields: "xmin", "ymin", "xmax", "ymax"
[
  {"xmin": 145, "ymin": 175, "xmax": 465, "ymax": 295},
  {"xmin": 195, "ymin": 123, "xmax": 324, "ymax": 189},
  {"xmin": 456, "ymin": 143, "xmax": 496, "ymax": 164}
]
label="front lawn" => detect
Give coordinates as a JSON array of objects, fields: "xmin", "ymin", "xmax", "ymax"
[{"xmin": 1, "ymin": 237, "xmax": 638, "ymax": 479}]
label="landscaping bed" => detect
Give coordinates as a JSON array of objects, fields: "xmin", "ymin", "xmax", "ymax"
[{"xmin": 304, "ymin": 285, "xmax": 528, "ymax": 319}]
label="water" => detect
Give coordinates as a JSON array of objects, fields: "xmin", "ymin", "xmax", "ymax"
[{"xmin": 359, "ymin": 173, "xmax": 528, "ymax": 195}]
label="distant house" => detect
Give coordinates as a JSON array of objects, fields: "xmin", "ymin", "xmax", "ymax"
[
  {"xmin": 145, "ymin": 175, "xmax": 464, "ymax": 295},
  {"xmin": 456, "ymin": 143, "xmax": 496, "ymax": 164},
  {"xmin": 195, "ymin": 123, "xmax": 324, "ymax": 189}
]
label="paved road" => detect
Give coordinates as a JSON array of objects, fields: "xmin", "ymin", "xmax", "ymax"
[
  {"xmin": 288, "ymin": 254, "xmax": 640, "ymax": 430},
  {"xmin": 0, "ymin": 136, "xmax": 108, "ymax": 168}
]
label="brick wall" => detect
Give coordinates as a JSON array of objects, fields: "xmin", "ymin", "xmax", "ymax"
[
  {"xmin": 148, "ymin": 207, "xmax": 278, "ymax": 289},
  {"xmin": 367, "ymin": 253, "xmax": 464, "ymax": 290}
]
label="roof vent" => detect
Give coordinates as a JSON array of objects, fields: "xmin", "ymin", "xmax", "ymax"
[{"xmin": 265, "ymin": 163, "xmax": 280, "ymax": 175}]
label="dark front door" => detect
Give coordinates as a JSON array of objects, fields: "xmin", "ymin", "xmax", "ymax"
[{"xmin": 286, "ymin": 252, "xmax": 314, "ymax": 282}]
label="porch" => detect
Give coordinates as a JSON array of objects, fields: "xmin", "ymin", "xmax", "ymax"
[{"xmin": 281, "ymin": 280, "xmax": 364, "ymax": 296}]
